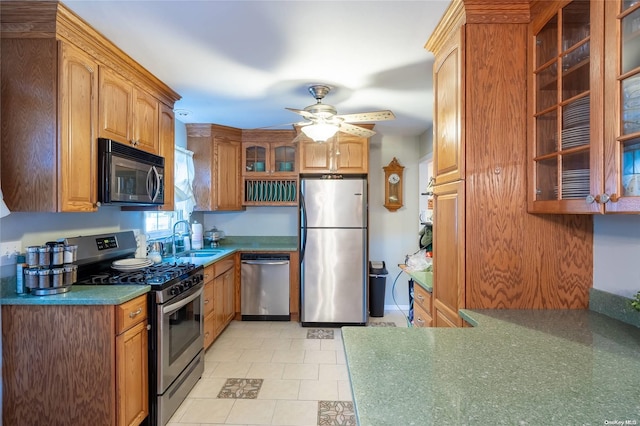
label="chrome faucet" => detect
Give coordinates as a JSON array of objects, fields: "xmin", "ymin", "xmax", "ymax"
[{"xmin": 172, "ymin": 220, "xmax": 191, "ymax": 257}]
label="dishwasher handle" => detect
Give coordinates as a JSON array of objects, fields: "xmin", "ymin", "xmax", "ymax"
[{"xmin": 241, "ymin": 260, "xmax": 289, "ymax": 266}]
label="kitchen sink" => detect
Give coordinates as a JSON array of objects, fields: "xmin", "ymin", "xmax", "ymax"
[{"xmin": 185, "ymin": 251, "xmax": 224, "ymax": 258}]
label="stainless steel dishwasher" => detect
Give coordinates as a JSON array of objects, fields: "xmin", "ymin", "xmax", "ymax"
[{"xmin": 241, "ymin": 253, "xmax": 290, "ymax": 321}]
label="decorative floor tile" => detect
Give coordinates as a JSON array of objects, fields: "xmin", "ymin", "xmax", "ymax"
[
  {"xmin": 318, "ymin": 400, "xmax": 356, "ymax": 426},
  {"xmin": 368, "ymin": 321, "xmax": 397, "ymax": 327},
  {"xmin": 217, "ymin": 378, "xmax": 263, "ymax": 399},
  {"xmin": 307, "ymin": 329, "xmax": 335, "ymax": 339}
]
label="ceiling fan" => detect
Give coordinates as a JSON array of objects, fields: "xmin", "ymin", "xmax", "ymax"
[{"xmin": 286, "ymin": 84, "xmax": 395, "ymax": 142}]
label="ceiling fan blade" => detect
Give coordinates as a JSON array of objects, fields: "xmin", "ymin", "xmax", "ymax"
[
  {"xmin": 337, "ymin": 110, "xmax": 395, "ymax": 123},
  {"xmin": 285, "ymin": 107, "xmax": 316, "ymax": 120},
  {"xmin": 339, "ymin": 122, "xmax": 377, "ymax": 138}
]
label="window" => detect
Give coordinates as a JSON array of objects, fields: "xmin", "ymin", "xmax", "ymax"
[{"xmin": 144, "ymin": 211, "xmax": 175, "ymax": 240}]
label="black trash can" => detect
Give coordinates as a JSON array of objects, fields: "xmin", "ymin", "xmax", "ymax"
[{"xmin": 369, "ymin": 261, "xmax": 388, "ymax": 317}]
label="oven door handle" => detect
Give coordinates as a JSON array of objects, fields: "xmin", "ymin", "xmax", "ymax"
[{"xmin": 162, "ymin": 285, "xmax": 203, "ymax": 314}]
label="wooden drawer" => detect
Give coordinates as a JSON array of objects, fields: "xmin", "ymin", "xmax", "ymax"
[
  {"xmin": 203, "ymin": 281, "xmax": 214, "ymax": 316},
  {"xmin": 116, "ymin": 295, "xmax": 147, "ymax": 334},
  {"xmin": 214, "ymin": 256, "xmax": 235, "ymax": 277},
  {"xmin": 204, "ymin": 311, "xmax": 215, "ymax": 349},
  {"xmin": 414, "ymin": 284, "xmax": 432, "ymax": 315},
  {"xmin": 413, "ymin": 302, "xmax": 432, "ymax": 328},
  {"xmin": 203, "ymin": 264, "xmax": 215, "ymax": 283}
]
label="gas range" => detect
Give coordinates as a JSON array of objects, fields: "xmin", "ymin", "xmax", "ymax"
[{"xmin": 66, "ymin": 231, "xmax": 204, "ymax": 303}]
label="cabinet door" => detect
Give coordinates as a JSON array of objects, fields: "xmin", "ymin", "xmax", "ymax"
[
  {"xmin": 336, "ymin": 138, "xmax": 369, "ymax": 173},
  {"xmin": 59, "ymin": 42, "xmax": 98, "ymax": 212},
  {"xmin": 433, "ymin": 28, "xmax": 464, "ymax": 186},
  {"xmin": 158, "ymin": 104, "xmax": 175, "ymax": 211},
  {"xmin": 270, "ymin": 141, "xmax": 297, "ymax": 174},
  {"xmin": 223, "ymin": 267, "xmax": 235, "ymax": 323},
  {"xmin": 432, "ymin": 180, "xmax": 465, "ymax": 327},
  {"xmin": 243, "ymin": 142, "xmax": 270, "ymax": 175},
  {"xmin": 133, "ymin": 88, "xmax": 160, "ymax": 154},
  {"xmin": 116, "ymin": 320, "xmax": 149, "ymax": 426},
  {"xmin": 602, "ymin": 0, "xmax": 640, "ymax": 212},
  {"xmin": 299, "ymin": 139, "xmax": 331, "ymax": 173},
  {"xmin": 214, "ymin": 274, "xmax": 225, "ymax": 336},
  {"xmin": 99, "ymin": 66, "xmax": 132, "ymax": 142},
  {"xmin": 215, "ymin": 137, "xmax": 243, "ymax": 210},
  {"xmin": 529, "ymin": 0, "xmax": 604, "ymax": 213}
]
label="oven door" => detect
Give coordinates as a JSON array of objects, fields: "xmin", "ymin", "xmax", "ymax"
[{"xmin": 157, "ymin": 282, "xmax": 204, "ymax": 393}]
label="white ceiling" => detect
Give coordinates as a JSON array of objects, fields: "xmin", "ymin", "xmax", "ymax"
[{"xmin": 63, "ymin": 0, "xmax": 450, "ymax": 137}]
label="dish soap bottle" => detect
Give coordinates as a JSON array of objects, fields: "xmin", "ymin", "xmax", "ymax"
[{"xmin": 191, "ymin": 221, "xmax": 203, "ymax": 250}]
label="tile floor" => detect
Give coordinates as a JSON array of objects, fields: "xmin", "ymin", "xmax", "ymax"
[{"xmin": 167, "ymin": 310, "xmax": 409, "ymax": 426}]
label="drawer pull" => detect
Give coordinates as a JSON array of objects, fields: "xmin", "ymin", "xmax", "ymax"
[
  {"xmin": 416, "ymin": 317, "xmax": 424, "ymax": 325},
  {"xmin": 204, "ymin": 299, "xmax": 210, "ymax": 304},
  {"xmin": 416, "ymin": 294, "xmax": 424, "ymax": 302},
  {"xmin": 129, "ymin": 307, "xmax": 143, "ymax": 318}
]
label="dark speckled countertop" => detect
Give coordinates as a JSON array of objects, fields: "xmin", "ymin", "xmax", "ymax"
[{"xmin": 343, "ymin": 307, "xmax": 640, "ymax": 426}]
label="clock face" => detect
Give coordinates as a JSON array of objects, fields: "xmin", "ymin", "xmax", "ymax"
[{"xmin": 388, "ymin": 173, "xmax": 400, "ymax": 184}]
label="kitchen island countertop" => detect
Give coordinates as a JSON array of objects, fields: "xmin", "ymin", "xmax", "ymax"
[{"xmin": 342, "ymin": 309, "xmax": 640, "ymax": 426}]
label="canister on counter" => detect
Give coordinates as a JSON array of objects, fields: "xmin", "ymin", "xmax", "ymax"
[
  {"xmin": 24, "ymin": 267, "xmax": 39, "ymax": 289},
  {"xmin": 50, "ymin": 245, "xmax": 64, "ymax": 267},
  {"xmin": 51, "ymin": 268, "xmax": 64, "ymax": 287},
  {"xmin": 37, "ymin": 246, "xmax": 50, "ymax": 267},
  {"xmin": 26, "ymin": 246, "xmax": 39, "ymax": 267},
  {"xmin": 37, "ymin": 268, "xmax": 51, "ymax": 288},
  {"xmin": 63, "ymin": 245, "xmax": 77, "ymax": 263},
  {"xmin": 63, "ymin": 264, "xmax": 77, "ymax": 285}
]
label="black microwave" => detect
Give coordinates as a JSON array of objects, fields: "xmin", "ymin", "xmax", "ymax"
[{"xmin": 98, "ymin": 138, "xmax": 165, "ymax": 206}]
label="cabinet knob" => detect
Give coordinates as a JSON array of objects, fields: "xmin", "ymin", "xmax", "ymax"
[
  {"xmin": 596, "ymin": 193, "xmax": 611, "ymax": 204},
  {"xmin": 585, "ymin": 194, "xmax": 596, "ymax": 204}
]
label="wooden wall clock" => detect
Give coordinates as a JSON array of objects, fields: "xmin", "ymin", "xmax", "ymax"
[{"xmin": 383, "ymin": 157, "xmax": 404, "ymax": 212}]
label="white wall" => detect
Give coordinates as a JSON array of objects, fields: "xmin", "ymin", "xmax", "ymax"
[{"xmin": 593, "ymin": 215, "xmax": 640, "ymax": 298}]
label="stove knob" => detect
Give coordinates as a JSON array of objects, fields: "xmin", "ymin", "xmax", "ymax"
[{"xmin": 170, "ymin": 286, "xmax": 179, "ymax": 296}]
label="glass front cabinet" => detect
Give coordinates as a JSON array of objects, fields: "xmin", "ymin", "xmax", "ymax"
[{"xmin": 529, "ymin": 0, "xmax": 640, "ymax": 213}]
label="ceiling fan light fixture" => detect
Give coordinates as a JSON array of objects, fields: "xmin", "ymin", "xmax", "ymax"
[{"xmin": 301, "ymin": 123, "xmax": 339, "ymax": 142}]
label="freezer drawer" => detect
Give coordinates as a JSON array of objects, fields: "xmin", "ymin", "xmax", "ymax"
[{"xmin": 241, "ymin": 253, "xmax": 290, "ymax": 321}]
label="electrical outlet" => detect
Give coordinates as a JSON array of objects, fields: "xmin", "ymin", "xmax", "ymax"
[{"xmin": 0, "ymin": 240, "xmax": 22, "ymax": 266}]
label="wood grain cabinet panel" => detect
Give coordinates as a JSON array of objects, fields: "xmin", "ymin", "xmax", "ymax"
[
  {"xmin": 1, "ymin": 39, "xmax": 99, "ymax": 212},
  {"xmin": 203, "ymin": 256, "xmax": 236, "ymax": 350},
  {"xmin": 425, "ymin": 0, "xmax": 593, "ymax": 327},
  {"xmin": 188, "ymin": 124, "xmax": 244, "ymax": 211},
  {"xmin": 298, "ymin": 132, "xmax": 370, "ymax": 174},
  {"xmin": 2, "ymin": 295, "xmax": 149, "ymax": 425},
  {"xmin": 159, "ymin": 103, "xmax": 176, "ymax": 211},
  {"xmin": 0, "ymin": 1, "xmax": 179, "ymax": 212}
]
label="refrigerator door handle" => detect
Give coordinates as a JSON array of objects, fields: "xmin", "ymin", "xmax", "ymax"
[{"xmin": 300, "ymin": 191, "xmax": 307, "ymax": 262}]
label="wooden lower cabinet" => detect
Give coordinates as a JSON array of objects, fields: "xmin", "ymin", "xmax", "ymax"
[
  {"xmin": 204, "ymin": 255, "xmax": 236, "ymax": 350},
  {"xmin": 412, "ymin": 284, "xmax": 433, "ymax": 328},
  {"xmin": 2, "ymin": 295, "xmax": 149, "ymax": 425}
]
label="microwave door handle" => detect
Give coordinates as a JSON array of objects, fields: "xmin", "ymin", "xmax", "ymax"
[
  {"xmin": 146, "ymin": 167, "xmax": 154, "ymax": 200},
  {"xmin": 150, "ymin": 166, "xmax": 161, "ymax": 202}
]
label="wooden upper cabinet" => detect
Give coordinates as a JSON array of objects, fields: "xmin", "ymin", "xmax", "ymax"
[
  {"xmin": 529, "ymin": 0, "xmax": 640, "ymax": 213},
  {"xmin": 59, "ymin": 42, "xmax": 99, "ymax": 212},
  {"xmin": 298, "ymin": 131, "xmax": 370, "ymax": 174},
  {"xmin": 158, "ymin": 104, "xmax": 175, "ymax": 211},
  {"xmin": 432, "ymin": 29, "xmax": 464, "ymax": 186},
  {"xmin": 99, "ymin": 66, "xmax": 133, "ymax": 143},
  {"xmin": 133, "ymin": 88, "xmax": 160, "ymax": 154},
  {"xmin": 242, "ymin": 130, "xmax": 297, "ymax": 176},
  {"xmin": 188, "ymin": 124, "xmax": 244, "ymax": 211},
  {"xmin": 1, "ymin": 38, "xmax": 98, "ymax": 212},
  {"xmin": 99, "ymin": 68, "xmax": 160, "ymax": 154}
]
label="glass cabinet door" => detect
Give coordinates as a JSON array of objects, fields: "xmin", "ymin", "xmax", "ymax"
[
  {"xmin": 603, "ymin": 0, "xmax": 640, "ymax": 212},
  {"xmin": 531, "ymin": 0, "xmax": 598, "ymax": 213},
  {"xmin": 272, "ymin": 143, "xmax": 296, "ymax": 174},
  {"xmin": 620, "ymin": 3, "xmax": 640, "ymax": 195},
  {"xmin": 244, "ymin": 144, "xmax": 267, "ymax": 175}
]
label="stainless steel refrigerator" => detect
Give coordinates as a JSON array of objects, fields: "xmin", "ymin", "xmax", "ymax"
[{"xmin": 300, "ymin": 176, "xmax": 368, "ymax": 326}]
